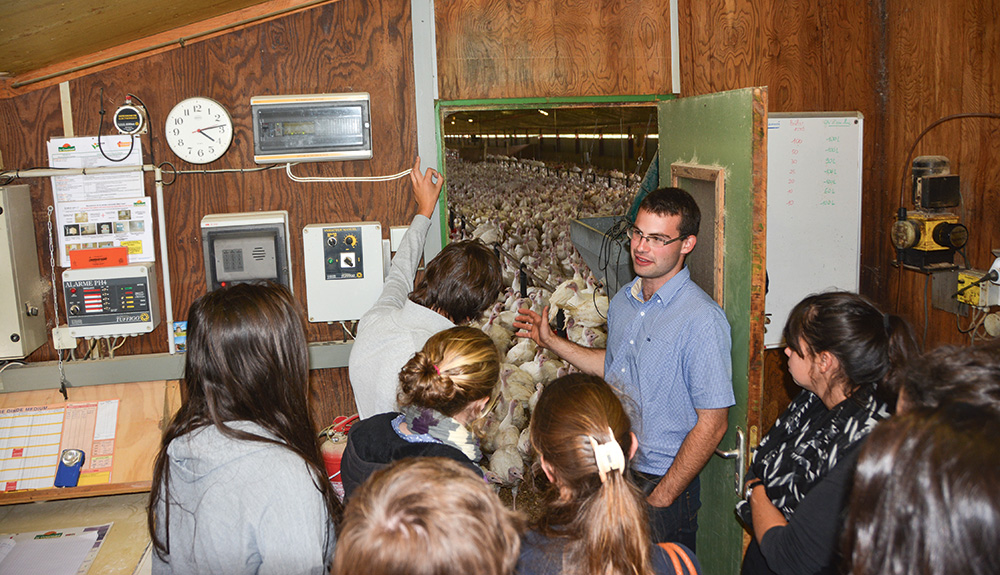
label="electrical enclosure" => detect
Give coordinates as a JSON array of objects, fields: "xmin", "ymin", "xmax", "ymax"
[
  {"xmin": 201, "ymin": 211, "xmax": 292, "ymax": 292},
  {"xmin": 302, "ymin": 222, "xmax": 384, "ymax": 322},
  {"xmin": 0, "ymin": 185, "xmax": 47, "ymax": 359},
  {"xmin": 251, "ymin": 93, "xmax": 372, "ymax": 164},
  {"xmin": 63, "ymin": 263, "xmax": 160, "ymax": 337}
]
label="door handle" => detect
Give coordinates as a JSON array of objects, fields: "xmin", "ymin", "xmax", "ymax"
[{"xmin": 714, "ymin": 426, "xmax": 746, "ymax": 497}]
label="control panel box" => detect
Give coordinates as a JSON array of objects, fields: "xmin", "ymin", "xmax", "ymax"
[
  {"xmin": 63, "ymin": 263, "xmax": 160, "ymax": 338},
  {"xmin": 251, "ymin": 93, "xmax": 372, "ymax": 164},
  {"xmin": 957, "ymin": 269, "xmax": 1000, "ymax": 308},
  {"xmin": 303, "ymin": 222, "xmax": 384, "ymax": 322},
  {"xmin": 201, "ymin": 211, "xmax": 292, "ymax": 292},
  {"xmin": 0, "ymin": 185, "xmax": 47, "ymax": 359}
]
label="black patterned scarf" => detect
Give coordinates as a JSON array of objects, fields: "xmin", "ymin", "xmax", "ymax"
[{"xmin": 743, "ymin": 385, "xmax": 888, "ymax": 519}]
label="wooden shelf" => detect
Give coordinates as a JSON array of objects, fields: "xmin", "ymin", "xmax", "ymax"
[{"xmin": 0, "ymin": 380, "xmax": 181, "ymax": 506}]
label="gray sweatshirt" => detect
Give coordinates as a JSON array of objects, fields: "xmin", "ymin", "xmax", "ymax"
[
  {"xmin": 348, "ymin": 215, "xmax": 454, "ymax": 418},
  {"xmin": 152, "ymin": 421, "xmax": 334, "ymax": 575}
]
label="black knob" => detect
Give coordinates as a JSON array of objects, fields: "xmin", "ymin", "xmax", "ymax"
[{"xmin": 10, "ymin": 333, "xmax": 19, "ymax": 342}]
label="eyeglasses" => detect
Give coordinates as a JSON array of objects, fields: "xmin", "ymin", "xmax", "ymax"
[{"xmin": 629, "ymin": 225, "xmax": 687, "ymax": 248}]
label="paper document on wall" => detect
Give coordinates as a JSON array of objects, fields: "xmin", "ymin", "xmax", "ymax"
[
  {"xmin": 55, "ymin": 197, "xmax": 154, "ymax": 267},
  {"xmin": 47, "ymin": 136, "xmax": 146, "ymax": 269}
]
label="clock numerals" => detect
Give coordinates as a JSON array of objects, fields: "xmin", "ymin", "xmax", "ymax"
[{"xmin": 165, "ymin": 97, "xmax": 233, "ymax": 165}]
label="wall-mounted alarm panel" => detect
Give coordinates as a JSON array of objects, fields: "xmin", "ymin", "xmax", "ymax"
[
  {"xmin": 0, "ymin": 185, "xmax": 47, "ymax": 359},
  {"xmin": 63, "ymin": 263, "xmax": 160, "ymax": 338},
  {"xmin": 303, "ymin": 222, "xmax": 384, "ymax": 322},
  {"xmin": 201, "ymin": 211, "xmax": 292, "ymax": 291},
  {"xmin": 251, "ymin": 93, "xmax": 372, "ymax": 164}
]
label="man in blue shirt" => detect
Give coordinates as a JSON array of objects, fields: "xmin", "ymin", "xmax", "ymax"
[{"xmin": 515, "ymin": 187, "xmax": 734, "ymax": 550}]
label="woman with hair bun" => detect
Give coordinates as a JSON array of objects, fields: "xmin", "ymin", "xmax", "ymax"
[
  {"xmin": 519, "ymin": 373, "xmax": 701, "ymax": 575},
  {"xmin": 738, "ymin": 291, "xmax": 917, "ymax": 575},
  {"xmin": 340, "ymin": 325, "xmax": 500, "ymax": 498}
]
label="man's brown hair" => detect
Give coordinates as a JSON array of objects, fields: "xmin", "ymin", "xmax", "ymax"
[{"xmin": 409, "ymin": 239, "xmax": 503, "ymax": 325}]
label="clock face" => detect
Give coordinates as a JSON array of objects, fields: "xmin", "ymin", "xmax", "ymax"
[{"xmin": 164, "ymin": 97, "xmax": 234, "ymax": 164}]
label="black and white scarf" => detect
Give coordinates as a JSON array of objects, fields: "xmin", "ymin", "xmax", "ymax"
[{"xmin": 745, "ymin": 385, "xmax": 888, "ymax": 519}]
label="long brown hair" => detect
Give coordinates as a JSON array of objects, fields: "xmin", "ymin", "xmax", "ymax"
[
  {"xmin": 531, "ymin": 373, "xmax": 654, "ymax": 575},
  {"xmin": 147, "ymin": 282, "xmax": 342, "ymax": 559},
  {"xmin": 332, "ymin": 457, "xmax": 524, "ymax": 575},
  {"xmin": 844, "ymin": 403, "xmax": 1000, "ymax": 575},
  {"xmin": 397, "ymin": 326, "xmax": 500, "ymax": 417}
]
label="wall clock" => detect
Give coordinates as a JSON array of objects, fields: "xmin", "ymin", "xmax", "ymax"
[{"xmin": 164, "ymin": 97, "xmax": 234, "ymax": 164}]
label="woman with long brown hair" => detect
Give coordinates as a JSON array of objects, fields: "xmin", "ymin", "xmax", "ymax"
[
  {"xmin": 147, "ymin": 282, "xmax": 341, "ymax": 574},
  {"xmin": 520, "ymin": 373, "xmax": 700, "ymax": 575}
]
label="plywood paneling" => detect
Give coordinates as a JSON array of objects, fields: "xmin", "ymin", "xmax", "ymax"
[
  {"xmin": 435, "ymin": 0, "xmax": 673, "ymax": 100},
  {"xmin": 878, "ymin": 0, "xmax": 1000, "ymax": 349},
  {"xmin": 0, "ymin": 0, "xmax": 415, "ymax": 421}
]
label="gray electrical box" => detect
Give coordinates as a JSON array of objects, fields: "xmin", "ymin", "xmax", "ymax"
[
  {"xmin": 0, "ymin": 185, "xmax": 47, "ymax": 359},
  {"xmin": 201, "ymin": 211, "xmax": 292, "ymax": 292}
]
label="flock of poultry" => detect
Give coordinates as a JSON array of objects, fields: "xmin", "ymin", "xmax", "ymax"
[{"xmin": 445, "ymin": 153, "xmax": 641, "ymax": 505}]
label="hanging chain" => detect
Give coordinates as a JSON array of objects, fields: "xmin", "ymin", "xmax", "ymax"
[{"xmin": 47, "ymin": 206, "xmax": 68, "ymax": 399}]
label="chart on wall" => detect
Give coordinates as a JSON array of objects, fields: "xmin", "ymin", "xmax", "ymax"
[{"xmin": 765, "ymin": 113, "xmax": 863, "ymax": 348}]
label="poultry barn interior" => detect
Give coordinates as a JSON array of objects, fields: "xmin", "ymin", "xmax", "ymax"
[{"xmin": 443, "ymin": 104, "xmax": 658, "ymax": 514}]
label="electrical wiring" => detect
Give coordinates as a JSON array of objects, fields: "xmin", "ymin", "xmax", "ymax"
[
  {"xmin": 284, "ymin": 163, "xmax": 412, "ymax": 183},
  {"xmin": 338, "ymin": 321, "xmax": 357, "ymax": 340},
  {"xmin": 96, "ymin": 87, "xmax": 136, "ymax": 163},
  {"xmin": 0, "ymin": 361, "xmax": 26, "ymax": 374}
]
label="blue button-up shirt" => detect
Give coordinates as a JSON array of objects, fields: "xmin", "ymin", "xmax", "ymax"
[{"xmin": 605, "ymin": 267, "xmax": 735, "ymax": 474}]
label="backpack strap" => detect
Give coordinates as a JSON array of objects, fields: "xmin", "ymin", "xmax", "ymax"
[{"xmin": 657, "ymin": 542, "xmax": 698, "ymax": 575}]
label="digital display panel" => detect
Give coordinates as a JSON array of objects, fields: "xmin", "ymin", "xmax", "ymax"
[{"xmin": 251, "ymin": 93, "xmax": 372, "ymax": 163}]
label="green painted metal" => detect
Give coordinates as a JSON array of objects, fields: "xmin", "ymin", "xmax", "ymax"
[
  {"xmin": 441, "ymin": 94, "xmax": 676, "ymax": 109},
  {"xmin": 434, "ymin": 99, "xmax": 450, "ymax": 245},
  {"xmin": 658, "ymin": 88, "xmax": 764, "ymax": 575}
]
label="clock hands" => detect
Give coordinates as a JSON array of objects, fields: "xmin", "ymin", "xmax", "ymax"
[{"xmin": 194, "ymin": 124, "xmax": 227, "ymax": 142}]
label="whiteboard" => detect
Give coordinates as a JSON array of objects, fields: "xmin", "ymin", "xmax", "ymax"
[{"xmin": 764, "ymin": 113, "xmax": 863, "ymax": 348}]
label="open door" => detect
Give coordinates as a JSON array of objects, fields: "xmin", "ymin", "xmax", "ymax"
[{"xmin": 658, "ymin": 87, "xmax": 768, "ymax": 575}]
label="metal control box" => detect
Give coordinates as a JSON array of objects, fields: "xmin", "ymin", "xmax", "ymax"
[
  {"xmin": 63, "ymin": 263, "xmax": 160, "ymax": 337},
  {"xmin": 303, "ymin": 222, "xmax": 384, "ymax": 322},
  {"xmin": 0, "ymin": 185, "xmax": 47, "ymax": 359},
  {"xmin": 201, "ymin": 211, "xmax": 292, "ymax": 292}
]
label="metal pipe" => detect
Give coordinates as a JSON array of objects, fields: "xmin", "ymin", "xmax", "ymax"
[{"xmin": 154, "ymin": 166, "xmax": 176, "ymax": 354}]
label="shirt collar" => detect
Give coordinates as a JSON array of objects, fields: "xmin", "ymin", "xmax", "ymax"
[{"xmin": 628, "ymin": 266, "xmax": 690, "ymax": 307}]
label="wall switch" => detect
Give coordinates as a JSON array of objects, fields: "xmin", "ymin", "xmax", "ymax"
[
  {"xmin": 52, "ymin": 326, "xmax": 77, "ymax": 350},
  {"xmin": 389, "ymin": 226, "xmax": 409, "ymax": 252}
]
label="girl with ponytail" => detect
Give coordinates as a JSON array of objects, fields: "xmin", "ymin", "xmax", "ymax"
[
  {"xmin": 519, "ymin": 373, "xmax": 701, "ymax": 575},
  {"xmin": 340, "ymin": 325, "xmax": 500, "ymax": 499}
]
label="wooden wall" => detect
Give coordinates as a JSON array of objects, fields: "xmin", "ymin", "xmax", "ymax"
[
  {"xmin": 3, "ymin": 0, "xmax": 997, "ymax": 429},
  {"xmin": 677, "ymin": 0, "xmax": 882, "ymax": 428},
  {"xmin": 0, "ymin": 0, "xmax": 419, "ymax": 426},
  {"xmin": 878, "ymin": 0, "xmax": 1000, "ymax": 348},
  {"xmin": 435, "ymin": 0, "xmax": 674, "ymax": 100}
]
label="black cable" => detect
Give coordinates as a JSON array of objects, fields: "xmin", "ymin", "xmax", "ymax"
[
  {"xmin": 896, "ymin": 112, "xmax": 1000, "ymax": 209},
  {"xmin": 158, "ymin": 162, "xmax": 178, "ymax": 185},
  {"xmin": 96, "ymin": 87, "xmax": 136, "ymax": 163},
  {"xmin": 126, "ymin": 93, "xmax": 154, "ymax": 165}
]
